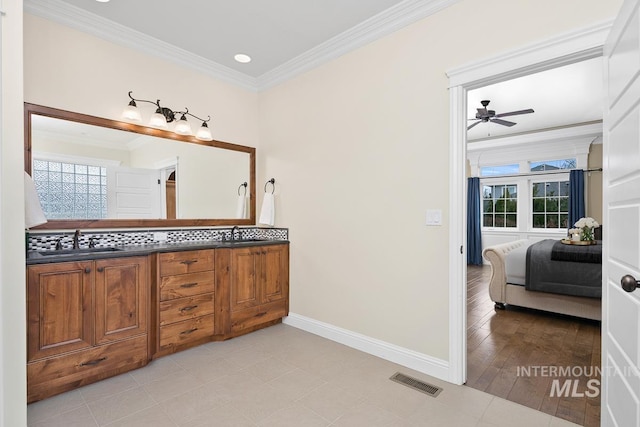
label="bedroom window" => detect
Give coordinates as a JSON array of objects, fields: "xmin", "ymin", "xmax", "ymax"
[
  {"xmin": 531, "ymin": 180, "xmax": 570, "ymax": 229},
  {"xmin": 480, "ymin": 164, "xmax": 519, "ymax": 176},
  {"xmin": 482, "ymin": 184, "xmax": 517, "ymax": 228},
  {"xmin": 32, "ymin": 159, "xmax": 108, "ymax": 219},
  {"xmin": 530, "ymin": 158, "xmax": 576, "ymax": 171}
]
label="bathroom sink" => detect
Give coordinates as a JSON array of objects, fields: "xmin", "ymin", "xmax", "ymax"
[
  {"xmin": 37, "ymin": 247, "xmax": 124, "ymax": 256},
  {"xmin": 219, "ymin": 238, "xmax": 268, "ymax": 244}
]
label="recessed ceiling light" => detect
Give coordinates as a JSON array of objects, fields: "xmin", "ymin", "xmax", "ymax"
[
  {"xmin": 234, "ymin": 54, "xmax": 251, "ymax": 64},
  {"xmin": 96, "ymin": 0, "xmax": 110, "ymax": 2}
]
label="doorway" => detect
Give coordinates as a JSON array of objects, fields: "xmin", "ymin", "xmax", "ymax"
[
  {"xmin": 463, "ymin": 59, "xmax": 603, "ymax": 425},
  {"xmin": 446, "ymin": 17, "xmax": 612, "ymax": 408},
  {"xmin": 165, "ymin": 170, "xmax": 177, "ymax": 219}
]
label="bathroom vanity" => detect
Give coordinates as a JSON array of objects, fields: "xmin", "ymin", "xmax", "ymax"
[
  {"xmin": 23, "ymin": 103, "xmax": 289, "ymax": 402},
  {"xmin": 25, "ymin": 240, "xmax": 289, "ymax": 403}
]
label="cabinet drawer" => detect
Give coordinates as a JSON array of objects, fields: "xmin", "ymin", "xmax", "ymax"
[
  {"xmin": 160, "ymin": 293, "xmax": 214, "ymax": 326},
  {"xmin": 230, "ymin": 300, "xmax": 288, "ymax": 333},
  {"xmin": 159, "ymin": 250, "xmax": 214, "ymax": 276},
  {"xmin": 160, "ymin": 271, "xmax": 214, "ymax": 301},
  {"xmin": 27, "ymin": 335, "xmax": 147, "ymax": 402},
  {"xmin": 159, "ymin": 314, "xmax": 214, "ymax": 349}
]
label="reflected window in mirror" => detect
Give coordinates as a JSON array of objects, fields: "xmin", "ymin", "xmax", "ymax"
[{"xmin": 32, "ymin": 158, "xmax": 107, "ymax": 219}]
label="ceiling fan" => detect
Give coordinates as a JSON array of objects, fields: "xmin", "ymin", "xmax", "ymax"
[{"xmin": 467, "ymin": 100, "xmax": 534, "ymax": 130}]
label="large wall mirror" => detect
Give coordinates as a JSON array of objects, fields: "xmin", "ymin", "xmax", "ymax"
[{"xmin": 25, "ymin": 103, "xmax": 255, "ymax": 229}]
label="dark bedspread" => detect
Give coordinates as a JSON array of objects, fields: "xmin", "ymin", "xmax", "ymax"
[
  {"xmin": 525, "ymin": 239, "xmax": 602, "ymax": 298},
  {"xmin": 551, "ymin": 240, "xmax": 602, "ymax": 263}
]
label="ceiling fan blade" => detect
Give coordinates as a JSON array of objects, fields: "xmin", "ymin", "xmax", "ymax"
[
  {"xmin": 494, "ymin": 108, "xmax": 534, "ymax": 118},
  {"xmin": 490, "ymin": 118, "xmax": 516, "ymax": 127},
  {"xmin": 467, "ymin": 120, "xmax": 482, "ymax": 130}
]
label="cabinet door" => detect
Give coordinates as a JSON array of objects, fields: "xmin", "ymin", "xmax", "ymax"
[
  {"xmin": 261, "ymin": 244, "xmax": 289, "ymax": 304},
  {"xmin": 27, "ymin": 261, "xmax": 93, "ymax": 361},
  {"xmin": 94, "ymin": 256, "xmax": 148, "ymax": 344},
  {"xmin": 229, "ymin": 248, "xmax": 260, "ymax": 311}
]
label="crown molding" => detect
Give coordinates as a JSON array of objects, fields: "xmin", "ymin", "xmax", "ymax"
[
  {"xmin": 256, "ymin": 0, "xmax": 462, "ymax": 90},
  {"xmin": 466, "ymin": 122, "xmax": 602, "ymax": 173},
  {"xmin": 25, "ymin": 0, "xmax": 461, "ymax": 92},
  {"xmin": 24, "ymin": 0, "xmax": 259, "ymax": 92},
  {"xmin": 467, "ymin": 121, "xmax": 602, "ymax": 152}
]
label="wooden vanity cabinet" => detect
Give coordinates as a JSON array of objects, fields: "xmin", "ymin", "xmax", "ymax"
[
  {"xmin": 27, "ymin": 256, "xmax": 149, "ymax": 403},
  {"xmin": 216, "ymin": 244, "xmax": 289, "ymax": 337},
  {"xmin": 156, "ymin": 249, "xmax": 215, "ymax": 356}
]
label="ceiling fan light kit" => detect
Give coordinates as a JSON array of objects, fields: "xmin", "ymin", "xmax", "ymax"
[
  {"xmin": 122, "ymin": 91, "xmax": 213, "ymax": 141},
  {"xmin": 467, "ymin": 99, "xmax": 534, "ymax": 131}
]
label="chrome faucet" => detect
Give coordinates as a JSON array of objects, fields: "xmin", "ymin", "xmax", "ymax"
[
  {"xmin": 73, "ymin": 229, "xmax": 81, "ymax": 249},
  {"xmin": 230, "ymin": 226, "xmax": 241, "ymax": 241}
]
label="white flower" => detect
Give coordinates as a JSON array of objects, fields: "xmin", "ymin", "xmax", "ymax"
[{"xmin": 574, "ymin": 217, "xmax": 599, "ymax": 229}]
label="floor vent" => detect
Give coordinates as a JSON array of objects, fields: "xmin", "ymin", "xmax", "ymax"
[{"xmin": 389, "ymin": 372, "xmax": 442, "ymax": 397}]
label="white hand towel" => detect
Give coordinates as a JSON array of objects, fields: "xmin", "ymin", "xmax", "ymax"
[
  {"xmin": 259, "ymin": 193, "xmax": 275, "ymax": 226},
  {"xmin": 235, "ymin": 195, "xmax": 246, "ymax": 219}
]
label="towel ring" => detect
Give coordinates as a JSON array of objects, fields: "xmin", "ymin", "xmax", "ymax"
[
  {"xmin": 237, "ymin": 182, "xmax": 247, "ymax": 196},
  {"xmin": 264, "ymin": 178, "xmax": 275, "ymax": 194}
]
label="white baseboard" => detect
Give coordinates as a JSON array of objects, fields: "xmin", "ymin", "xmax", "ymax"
[{"xmin": 283, "ymin": 313, "xmax": 450, "ymax": 382}]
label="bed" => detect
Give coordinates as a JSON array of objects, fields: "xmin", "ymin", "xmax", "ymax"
[{"xmin": 481, "ymin": 239, "xmax": 602, "ymax": 321}]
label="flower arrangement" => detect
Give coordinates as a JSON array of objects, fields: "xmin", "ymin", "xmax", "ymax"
[{"xmin": 572, "ymin": 217, "xmax": 600, "ymax": 242}]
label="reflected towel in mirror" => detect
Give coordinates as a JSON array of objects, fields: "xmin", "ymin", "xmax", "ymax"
[
  {"xmin": 259, "ymin": 193, "xmax": 275, "ymax": 226},
  {"xmin": 235, "ymin": 195, "xmax": 247, "ymax": 219}
]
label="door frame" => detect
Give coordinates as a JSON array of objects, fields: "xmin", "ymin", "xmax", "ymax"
[{"xmin": 446, "ymin": 20, "xmax": 613, "ymax": 384}]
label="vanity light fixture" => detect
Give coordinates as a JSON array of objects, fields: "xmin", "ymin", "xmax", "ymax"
[{"xmin": 122, "ymin": 91, "xmax": 213, "ymax": 141}]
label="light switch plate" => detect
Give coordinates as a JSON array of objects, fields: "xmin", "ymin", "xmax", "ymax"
[{"xmin": 426, "ymin": 209, "xmax": 442, "ymax": 226}]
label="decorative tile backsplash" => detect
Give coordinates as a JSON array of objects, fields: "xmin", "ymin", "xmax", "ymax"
[{"xmin": 27, "ymin": 227, "xmax": 289, "ymax": 252}]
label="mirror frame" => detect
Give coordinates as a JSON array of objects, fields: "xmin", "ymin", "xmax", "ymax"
[{"xmin": 24, "ymin": 103, "xmax": 256, "ymax": 229}]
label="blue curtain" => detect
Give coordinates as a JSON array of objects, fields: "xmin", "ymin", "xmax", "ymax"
[
  {"xmin": 467, "ymin": 177, "xmax": 483, "ymax": 265},
  {"xmin": 568, "ymin": 169, "xmax": 585, "ymax": 229}
]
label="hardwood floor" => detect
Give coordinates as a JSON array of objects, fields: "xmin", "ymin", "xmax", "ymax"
[{"xmin": 466, "ymin": 265, "xmax": 601, "ymax": 427}]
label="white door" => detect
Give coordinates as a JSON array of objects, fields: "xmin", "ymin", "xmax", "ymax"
[
  {"xmin": 602, "ymin": 0, "xmax": 640, "ymax": 425},
  {"xmin": 107, "ymin": 166, "xmax": 161, "ymax": 219}
]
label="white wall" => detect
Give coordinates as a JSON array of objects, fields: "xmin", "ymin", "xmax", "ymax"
[
  {"xmin": 258, "ymin": 0, "xmax": 622, "ymax": 363},
  {"xmin": 128, "ymin": 139, "xmax": 249, "ymax": 218},
  {"xmin": 33, "ymin": 133, "xmax": 132, "ymax": 165},
  {"xmin": 1, "ymin": 1, "xmax": 27, "ymax": 425},
  {"xmin": 23, "ymin": 14, "xmax": 259, "ymax": 148}
]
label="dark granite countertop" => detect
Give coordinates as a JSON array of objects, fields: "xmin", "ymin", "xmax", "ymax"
[{"xmin": 26, "ymin": 239, "xmax": 289, "ymax": 265}]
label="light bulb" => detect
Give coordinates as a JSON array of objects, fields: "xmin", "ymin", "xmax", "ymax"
[
  {"xmin": 174, "ymin": 115, "xmax": 193, "ymax": 135},
  {"xmin": 149, "ymin": 109, "xmax": 168, "ymax": 129},
  {"xmin": 196, "ymin": 122, "xmax": 213, "ymax": 141},
  {"xmin": 122, "ymin": 102, "xmax": 142, "ymax": 122}
]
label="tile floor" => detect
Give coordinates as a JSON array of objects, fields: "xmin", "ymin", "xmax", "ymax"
[{"xmin": 28, "ymin": 324, "xmax": 580, "ymax": 426}]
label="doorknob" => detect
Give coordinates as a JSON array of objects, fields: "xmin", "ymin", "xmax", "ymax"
[{"xmin": 621, "ymin": 275, "xmax": 640, "ymax": 292}]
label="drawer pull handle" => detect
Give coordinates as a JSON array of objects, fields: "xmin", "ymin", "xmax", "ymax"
[
  {"xmin": 180, "ymin": 328, "xmax": 198, "ymax": 336},
  {"xmin": 180, "ymin": 305, "xmax": 199, "ymax": 312},
  {"xmin": 97, "ymin": 267, "xmax": 104, "ymax": 273},
  {"xmin": 256, "ymin": 312, "xmax": 267, "ymax": 318},
  {"xmin": 180, "ymin": 260, "xmax": 198, "ymax": 265},
  {"xmin": 180, "ymin": 282, "xmax": 198, "ymax": 288},
  {"xmin": 84, "ymin": 268, "xmax": 91, "ymax": 274},
  {"xmin": 80, "ymin": 357, "xmax": 107, "ymax": 367}
]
